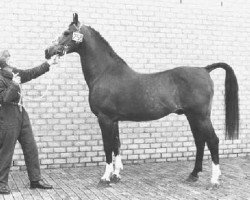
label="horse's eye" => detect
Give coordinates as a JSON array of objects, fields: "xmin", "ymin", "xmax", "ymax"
[{"xmin": 64, "ymin": 31, "xmax": 70, "ymax": 36}]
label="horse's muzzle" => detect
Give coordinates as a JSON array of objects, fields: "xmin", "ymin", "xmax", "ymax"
[{"xmin": 45, "ymin": 46, "xmax": 65, "ymax": 59}]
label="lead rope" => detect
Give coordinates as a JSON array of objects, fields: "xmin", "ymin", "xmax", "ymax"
[
  {"xmin": 16, "ymin": 56, "xmax": 61, "ymax": 105},
  {"xmin": 17, "ymin": 66, "xmax": 55, "ymax": 108},
  {"xmin": 18, "ymin": 81, "xmax": 51, "ymax": 103},
  {"xmin": 18, "ymin": 84, "xmax": 23, "ymax": 112}
]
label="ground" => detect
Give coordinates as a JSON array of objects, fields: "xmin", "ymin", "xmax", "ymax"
[{"xmin": 1, "ymin": 157, "xmax": 250, "ymax": 200}]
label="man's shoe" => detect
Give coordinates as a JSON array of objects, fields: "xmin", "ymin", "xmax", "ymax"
[
  {"xmin": 0, "ymin": 185, "xmax": 10, "ymax": 194},
  {"xmin": 30, "ymin": 180, "xmax": 53, "ymax": 189}
]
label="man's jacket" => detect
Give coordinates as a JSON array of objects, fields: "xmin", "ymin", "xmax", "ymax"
[{"xmin": 0, "ymin": 61, "xmax": 50, "ymax": 104}]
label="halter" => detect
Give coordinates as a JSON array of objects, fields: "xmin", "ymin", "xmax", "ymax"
[{"xmin": 54, "ymin": 24, "xmax": 84, "ymax": 57}]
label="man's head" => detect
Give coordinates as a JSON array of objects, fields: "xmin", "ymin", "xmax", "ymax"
[
  {"xmin": 0, "ymin": 50, "xmax": 10, "ymax": 61},
  {"xmin": 0, "ymin": 50, "xmax": 10, "ymax": 69}
]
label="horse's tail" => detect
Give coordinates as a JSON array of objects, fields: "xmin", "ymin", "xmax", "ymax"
[{"xmin": 205, "ymin": 62, "xmax": 239, "ymax": 140}]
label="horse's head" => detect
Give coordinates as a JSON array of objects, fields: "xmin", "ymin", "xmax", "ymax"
[{"xmin": 45, "ymin": 13, "xmax": 84, "ymax": 59}]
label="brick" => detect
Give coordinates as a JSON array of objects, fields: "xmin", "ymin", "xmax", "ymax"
[
  {"xmin": 145, "ymin": 149, "xmax": 156, "ymax": 154},
  {"xmin": 41, "ymin": 159, "xmax": 54, "ymax": 165},
  {"xmin": 41, "ymin": 148, "xmax": 53, "ymax": 153},
  {"xmin": 128, "ymin": 155, "xmax": 139, "ymax": 160},
  {"xmin": 156, "ymin": 148, "xmax": 167, "ymax": 153},
  {"xmin": 86, "ymin": 152, "xmax": 98, "ymax": 157},
  {"xmin": 67, "ymin": 157, "xmax": 79, "ymax": 163},
  {"xmin": 151, "ymin": 143, "xmax": 161, "ymax": 148},
  {"xmin": 80, "ymin": 157, "xmax": 91, "ymax": 163},
  {"xmin": 54, "ymin": 159, "xmax": 66, "ymax": 164},
  {"xmin": 134, "ymin": 139, "xmax": 144, "ymax": 144},
  {"xmin": 54, "ymin": 148, "xmax": 66, "ymax": 153},
  {"xmin": 92, "ymin": 157, "xmax": 104, "ymax": 162},
  {"xmin": 48, "ymin": 142, "xmax": 60, "ymax": 147},
  {"xmin": 178, "ymin": 147, "xmax": 188, "ymax": 152},
  {"xmin": 123, "ymin": 150, "xmax": 133, "ymax": 155},
  {"xmin": 139, "ymin": 144, "xmax": 150, "ymax": 149},
  {"xmin": 67, "ymin": 147, "xmax": 79, "ymax": 152},
  {"xmin": 48, "ymin": 153, "xmax": 60, "ymax": 159},
  {"xmin": 139, "ymin": 154, "xmax": 150, "ymax": 159}
]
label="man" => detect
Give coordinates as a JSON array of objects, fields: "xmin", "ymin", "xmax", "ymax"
[{"xmin": 0, "ymin": 50, "xmax": 58, "ymax": 194}]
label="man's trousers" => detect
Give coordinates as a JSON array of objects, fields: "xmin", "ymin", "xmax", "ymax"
[{"xmin": 0, "ymin": 104, "xmax": 41, "ymax": 186}]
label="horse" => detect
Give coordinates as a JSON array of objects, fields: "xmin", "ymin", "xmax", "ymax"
[{"xmin": 45, "ymin": 13, "xmax": 239, "ymax": 187}]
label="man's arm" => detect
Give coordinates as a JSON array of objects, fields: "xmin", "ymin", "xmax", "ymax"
[
  {"xmin": 12, "ymin": 62, "xmax": 50, "ymax": 84},
  {"xmin": 11, "ymin": 55, "xmax": 59, "ymax": 84}
]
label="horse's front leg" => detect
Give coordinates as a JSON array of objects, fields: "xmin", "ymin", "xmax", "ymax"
[
  {"xmin": 98, "ymin": 114, "xmax": 115, "ymax": 184},
  {"xmin": 110, "ymin": 122, "xmax": 123, "ymax": 183}
]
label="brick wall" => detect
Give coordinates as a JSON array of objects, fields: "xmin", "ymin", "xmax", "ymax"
[{"xmin": 0, "ymin": 0, "xmax": 250, "ymax": 170}]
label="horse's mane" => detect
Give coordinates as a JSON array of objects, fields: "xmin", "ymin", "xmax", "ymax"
[{"xmin": 88, "ymin": 26, "xmax": 127, "ymax": 65}]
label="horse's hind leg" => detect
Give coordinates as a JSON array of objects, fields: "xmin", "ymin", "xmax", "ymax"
[
  {"xmin": 186, "ymin": 114, "xmax": 221, "ymax": 185},
  {"xmin": 110, "ymin": 121, "xmax": 123, "ymax": 183},
  {"xmin": 205, "ymin": 121, "xmax": 221, "ymax": 185},
  {"xmin": 186, "ymin": 115, "xmax": 206, "ymax": 182}
]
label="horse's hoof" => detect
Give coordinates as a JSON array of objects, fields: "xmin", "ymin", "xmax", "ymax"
[
  {"xmin": 110, "ymin": 174, "xmax": 121, "ymax": 183},
  {"xmin": 186, "ymin": 173, "xmax": 199, "ymax": 182},
  {"xmin": 97, "ymin": 179, "xmax": 111, "ymax": 188},
  {"xmin": 206, "ymin": 183, "xmax": 220, "ymax": 190}
]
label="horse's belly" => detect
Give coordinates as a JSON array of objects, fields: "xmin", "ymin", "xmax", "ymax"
[
  {"xmin": 121, "ymin": 113, "xmax": 168, "ymax": 122},
  {"xmin": 118, "ymin": 103, "xmax": 173, "ymax": 122}
]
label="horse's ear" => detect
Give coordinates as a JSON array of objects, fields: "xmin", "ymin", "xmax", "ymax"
[
  {"xmin": 75, "ymin": 13, "xmax": 78, "ymax": 24},
  {"xmin": 73, "ymin": 13, "xmax": 79, "ymax": 25}
]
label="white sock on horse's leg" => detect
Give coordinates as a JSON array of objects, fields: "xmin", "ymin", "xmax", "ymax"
[
  {"xmin": 211, "ymin": 162, "xmax": 221, "ymax": 184},
  {"xmin": 113, "ymin": 155, "xmax": 123, "ymax": 177},
  {"xmin": 101, "ymin": 163, "xmax": 114, "ymax": 181}
]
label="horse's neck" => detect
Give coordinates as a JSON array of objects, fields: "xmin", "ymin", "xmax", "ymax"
[
  {"xmin": 78, "ymin": 30, "xmax": 135, "ymax": 87},
  {"xmin": 78, "ymin": 44, "xmax": 115, "ymax": 87}
]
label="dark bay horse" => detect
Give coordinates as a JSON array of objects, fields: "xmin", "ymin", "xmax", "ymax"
[{"xmin": 45, "ymin": 14, "xmax": 239, "ymax": 187}]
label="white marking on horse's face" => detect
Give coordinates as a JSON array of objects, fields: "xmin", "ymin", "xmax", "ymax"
[
  {"xmin": 101, "ymin": 163, "xmax": 114, "ymax": 181},
  {"xmin": 211, "ymin": 162, "xmax": 221, "ymax": 184}
]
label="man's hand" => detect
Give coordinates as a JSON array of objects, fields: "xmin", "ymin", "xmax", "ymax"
[
  {"xmin": 12, "ymin": 73, "xmax": 21, "ymax": 85},
  {"xmin": 47, "ymin": 55, "xmax": 59, "ymax": 66}
]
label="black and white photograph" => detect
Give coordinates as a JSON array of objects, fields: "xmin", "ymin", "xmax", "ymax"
[{"xmin": 0, "ymin": 0, "xmax": 249, "ymax": 199}]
